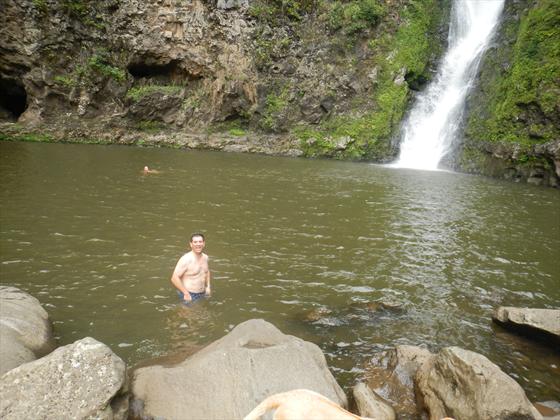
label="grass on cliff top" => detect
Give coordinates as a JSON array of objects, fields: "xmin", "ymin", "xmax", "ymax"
[
  {"xmin": 467, "ymin": 0, "xmax": 560, "ymax": 146},
  {"xmin": 297, "ymin": 0, "xmax": 441, "ymax": 160}
]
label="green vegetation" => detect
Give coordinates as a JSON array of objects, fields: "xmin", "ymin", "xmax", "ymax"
[
  {"xmin": 260, "ymin": 88, "xmax": 290, "ymax": 131},
  {"xmin": 228, "ymin": 127, "xmax": 247, "ymax": 136},
  {"xmin": 53, "ymin": 49, "xmax": 127, "ymax": 89},
  {"xmin": 328, "ymin": 0, "xmax": 385, "ymax": 36},
  {"xmin": 126, "ymin": 84, "xmax": 184, "ymax": 102},
  {"xmin": 54, "ymin": 75, "xmax": 76, "ymax": 87},
  {"xmin": 0, "ymin": 132, "xmax": 111, "ymax": 145},
  {"xmin": 33, "ymin": 0, "xmax": 48, "ymax": 13},
  {"xmin": 0, "ymin": 133, "xmax": 54, "ymax": 143},
  {"xmin": 298, "ymin": 0, "xmax": 442, "ymax": 159},
  {"xmin": 88, "ymin": 55, "xmax": 126, "ymax": 82},
  {"xmin": 136, "ymin": 120, "xmax": 165, "ymax": 132},
  {"xmin": 207, "ymin": 118, "xmax": 248, "ymax": 136},
  {"xmin": 248, "ymin": 0, "xmax": 318, "ymax": 22},
  {"xmin": 465, "ymin": 0, "xmax": 560, "ymax": 147}
]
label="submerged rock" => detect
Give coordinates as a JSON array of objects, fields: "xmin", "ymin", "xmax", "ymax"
[
  {"xmin": 0, "ymin": 337, "xmax": 128, "ymax": 420},
  {"xmin": 130, "ymin": 318, "xmax": 346, "ymax": 420},
  {"xmin": 0, "ymin": 286, "xmax": 55, "ymax": 375},
  {"xmin": 492, "ymin": 306, "xmax": 560, "ymax": 346}
]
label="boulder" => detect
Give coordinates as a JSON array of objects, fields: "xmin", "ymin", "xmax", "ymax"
[
  {"xmin": 216, "ymin": 0, "xmax": 249, "ymax": 9},
  {"xmin": 131, "ymin": 318, "xmax": 346, "ymax": 420},
  {"xmin": 366, "ymin": 345, "xmax": 433, "ymax": 418},
  {"xmin": 415, "ymin": 346, "xmax": 542, "ymax": 420},
  {"xmin": 0, "ymin": 286, "xmax": 55, "ymax": 375},
  {"xmin": 353, "ymin": 382, "xmax": 396, "ymax": 420},
  {"xmin": 492, "ymin": 307, "xmax": 560, "ymax": 345},
  {"xmin": 0, "ymin": 337, "xmax": 128, "ymax": 420}
]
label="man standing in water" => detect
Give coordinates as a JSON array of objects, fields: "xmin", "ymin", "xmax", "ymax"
[{"xmin": 171, "ymin": 233, "xmax": 211, "ymax": 305}]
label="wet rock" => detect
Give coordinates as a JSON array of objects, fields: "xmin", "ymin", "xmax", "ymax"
[
  {"xmin": 353, "ymin": 382, "xmax": 396, "ymax": 420},
  {"xmin": 534, "ymin": 401, "xmax": 560, "ymax": 419},
  {"xmin": 130, "ymin": 319, "xmax": 346, "ymax": 420},
  {"xmin": 415, "ymin": 346, "xmax": 542, "ymax": 420},
  {"xmin": 0, "ymin": 337, "xmax": 128, "ymax": 420},
  {"xmin": 366, "ymin": 345, "xmax": 434, "ymax": 418},
  {"xmin": 492, "ymin": 306, "xmax": 560, "ymax": 346},
  {"xmin": 0, "ymin": 286, "xmax": 55, "ymax": 375},
  {"xmin": 298, "ymin": 306, "xmax": 333, "ymax": 322},
  {"xmin": 351, "ymin": 300, "xmax": 405, "ymax": 315}
]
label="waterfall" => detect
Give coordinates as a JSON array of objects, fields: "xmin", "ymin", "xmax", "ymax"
[{"xmin": 393, "ymin": 0, "xmax": 504, "ymax": 170}]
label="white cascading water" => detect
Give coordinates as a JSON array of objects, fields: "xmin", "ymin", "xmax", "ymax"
[{"xmin": 393, "ymin": 0, "xmax": 504, "ymax": 170}]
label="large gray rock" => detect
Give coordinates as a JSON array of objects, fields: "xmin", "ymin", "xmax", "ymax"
[
  {"xmin": 416, "ymin": 346, "xmax": 542, "ymax": 420},
  {"xmin": 131, "ymin": 318, "xmax": 347, "ymax": 420},
  {"xmin": 366, "ymin": 345, "xmax": 434, "ymax": 418},
  {"xmin": 0, "ymin": 337, "xmax": 128, "ymax": 420},
  {"xmin": 0, "ymin": 286, "xmax": 55, "ymax": 375},
  {"xmin": 493, "ymin": 307, "xmax": 560, "ymax": 344},
  {"xmin": 353, "ymin": 382, "xmax": 396, "ymax": 420}
]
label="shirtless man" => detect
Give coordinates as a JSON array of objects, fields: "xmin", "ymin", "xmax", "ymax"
[{"xmin": 170, "ymin": 233, "xmax": 211, "ymax": 304}]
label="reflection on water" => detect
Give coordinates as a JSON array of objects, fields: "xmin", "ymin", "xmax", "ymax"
[{"xmin": 1, "ymin": 141, "xmax": 559, "ymax": 401}]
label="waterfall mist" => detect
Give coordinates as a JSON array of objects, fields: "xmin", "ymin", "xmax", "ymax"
[{"xmin": 393, "ymin": 0, "xmax": 504, "ymax": 171}]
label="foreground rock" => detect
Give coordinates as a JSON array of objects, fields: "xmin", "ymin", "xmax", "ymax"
[
  {"xmin": 0, "ymin": 286, "xmax": 55, "ymax": 375},
  {"xmin": 131, "ymin": 318, "xmax": 346, "ymax": 420},
  {"xmin": 493, "ymin": 307, "xmax": 560, "ymax": 345},
  {"xmin": 365, "ymin": 345, "xmax": 433, "ymax": 418},
  {"xmin": 0, "ymin": 337, "xmax": 128, "ymax": 420},
  {"xmin": 416, "ymin": 346, "xmax": 542, "ymax": 420},
  {"xmin": 353, "ymin": 382, "xmax": 396, "ymax": 420}
]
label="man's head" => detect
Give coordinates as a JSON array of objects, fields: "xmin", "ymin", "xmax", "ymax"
[{"xmin": 190, "ymin": 233, "xmax": 205, "ymax": 253}]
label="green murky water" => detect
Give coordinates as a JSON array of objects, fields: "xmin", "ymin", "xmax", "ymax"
[{"xmin": 1, "ymin": 141, "xmax": 558, "ymax": 401}]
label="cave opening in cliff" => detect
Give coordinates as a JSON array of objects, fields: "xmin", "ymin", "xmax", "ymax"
[
  {"xmin": 127, "ymin": 60, "xmax": 190, "ymax": 84},
  {"xmin": 0, "ymin": 78, "xmax": 27, "ymax": 120}
]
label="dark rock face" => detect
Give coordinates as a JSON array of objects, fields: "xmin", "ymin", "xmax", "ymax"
[
  {"xmin": 0, "ymin": 0, "xmax": 450, "ymax": 162},
  {"xmin": 459, "ymin": 0, "xmax": 560, "ymax": 187}
]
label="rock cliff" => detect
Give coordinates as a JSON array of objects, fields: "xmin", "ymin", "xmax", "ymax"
[
  {"xmin": 0, "ymin": 0, "xmax": 448, "ymax": 159},
  {"xmin": 459, "ymin": 0, "xmax": 560, "ymax": 187},
  {"xmin": 2, "ymin": 0, "xmax": 557, "ymax": 186}
]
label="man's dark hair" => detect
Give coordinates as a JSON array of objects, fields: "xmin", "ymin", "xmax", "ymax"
[{"xmin": 190, "ymin": 232, "xmax": 205, "ymax": 242}]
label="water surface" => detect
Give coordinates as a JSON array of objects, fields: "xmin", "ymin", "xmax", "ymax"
[{"xmin": 1, "ymin": 141, "xmax": 558, "ymax": 401}]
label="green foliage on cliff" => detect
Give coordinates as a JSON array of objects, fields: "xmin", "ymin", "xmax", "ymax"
[
  {"xmin": 328, "ymin": 0, "xmax": 385, "ymax": 36},
  {"xmin": 88, "ymin": 55, "xmax": 126, "ymax": 82},
  {"xmin": 466, "ymin": 0, "xmax": 560, "ymax": 146},
  {"xmin": 298, "ymin": 0, "xmax": 443, "ymax": 160},
  {"xmin": 249, "ymin": 0, "xmax": 318, "ymax": 22}
]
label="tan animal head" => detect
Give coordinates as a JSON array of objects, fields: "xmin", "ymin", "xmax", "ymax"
[{"xmin": 243, "ymin": 389, "xmax": 372, "ymax": 420}]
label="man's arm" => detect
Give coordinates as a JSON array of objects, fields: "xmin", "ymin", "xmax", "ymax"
[
  {"xmin": 170, "ymin": 255, "xmax": 192, "ymax": 301},
  {"xmin": 204, "ymin": 255, "xmax": 211, "ymax": 296},
  {"xmin": 205, "ymin": 270, "xmax": 211, "ymax": 296}
]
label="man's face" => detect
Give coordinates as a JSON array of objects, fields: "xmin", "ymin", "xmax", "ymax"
[{"xmin": 190, "ymin": 236, "xmax": 205, "ymax": 253}]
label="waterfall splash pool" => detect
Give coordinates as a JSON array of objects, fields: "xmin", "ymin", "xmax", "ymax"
[{"xmin": 1, "ymin": 141, "xmax": 558, "ymax": 401}]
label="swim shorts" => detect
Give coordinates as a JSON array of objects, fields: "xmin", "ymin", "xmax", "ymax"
[{"xmin": 177, "ymin": 290, "xmax": 205, "ymax": 305}]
